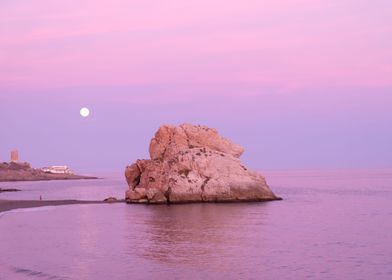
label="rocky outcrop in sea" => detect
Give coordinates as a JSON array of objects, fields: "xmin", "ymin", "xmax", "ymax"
[{"xmin": 125, "ymin": 124, "xmax": 280, "ymax": 204}]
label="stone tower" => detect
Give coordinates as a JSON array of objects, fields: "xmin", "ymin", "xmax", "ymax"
[{"xmin": 10, "ymin": 150, "xmax": 19, "ymax": 162}]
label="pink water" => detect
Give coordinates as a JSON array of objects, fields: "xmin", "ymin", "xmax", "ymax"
[{"xmin": 0, "ymin": 169, "xmax": 392, "ymax": 280}]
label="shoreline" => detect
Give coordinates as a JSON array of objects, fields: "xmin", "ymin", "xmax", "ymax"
[
  {"xmin": 0, "ymin": 176, "xmax": 99, "ymax": 183},
  {"xmin": 0, "ymin": 199, "xmax": 125, "ymax": 213},
  {"xmin": 0, "ymin": 162, "xmax": 99, "ymax": 182}
]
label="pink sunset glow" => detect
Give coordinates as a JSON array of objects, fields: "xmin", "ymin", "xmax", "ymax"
[
  {"xmin": 2, "ymin": 2, "xmax": 392, "ymax": 279},
  {"xmin": 0, "ymin": 0, "xmax": 391, "ymax": 171},
  {"xmin": 1, "ymin": 0, "xmax": 391, "ymax": 90}
]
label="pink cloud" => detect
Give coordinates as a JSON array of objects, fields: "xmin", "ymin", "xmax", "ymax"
[{"xmin": 1, "ymin": 0, "xmax": 391, "ymax": 92}]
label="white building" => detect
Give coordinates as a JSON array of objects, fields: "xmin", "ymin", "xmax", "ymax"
[{"xmin": 42, "ymin": 166, "xmax": 73, "ymax": 174}]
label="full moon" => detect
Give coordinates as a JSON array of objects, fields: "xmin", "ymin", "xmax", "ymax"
[{"xmin": 80, "ymin": 107, "xmax": 90, "ymax": 117}]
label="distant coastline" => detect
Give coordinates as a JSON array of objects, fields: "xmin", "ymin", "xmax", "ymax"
[
  {"xmin": 0, "ymin": 162, "xmax": 98, "ymax": 182},
  {"xmin": 0, "ymin": 173, "xmax": 98, "ymax": 182}
]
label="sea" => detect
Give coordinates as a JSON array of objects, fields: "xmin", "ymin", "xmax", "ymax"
[{"xmin": 0, "ymin": 169, "xmax": 391, "ymax": 280}]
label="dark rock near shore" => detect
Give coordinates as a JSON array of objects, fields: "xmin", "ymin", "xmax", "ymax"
[
  {"xmin": 0, "ymin": 188, "xmax": 21, "ymax": 193},
  {"xmin": 103, "ymin": 197, "xmax": 119, "ymax": 202}
]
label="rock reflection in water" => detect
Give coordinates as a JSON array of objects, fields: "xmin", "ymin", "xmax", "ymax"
[{"xmin": 126, "ymin": 203, "xmax": 270, "ymax": 273}]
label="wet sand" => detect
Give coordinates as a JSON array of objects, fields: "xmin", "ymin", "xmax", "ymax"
[{"xmin": 0, "ymin": 199, "xmax": 124, "ymax": 213}]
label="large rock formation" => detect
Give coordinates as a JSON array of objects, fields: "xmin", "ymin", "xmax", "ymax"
[{"xmin": 125, "ymin": 124, "xmax": 280, "ymax": 204}]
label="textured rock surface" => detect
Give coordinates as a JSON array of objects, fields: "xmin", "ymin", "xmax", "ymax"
[{"xmin": 125, "ymin": 124, "xmax": 280, "ymax": 203}]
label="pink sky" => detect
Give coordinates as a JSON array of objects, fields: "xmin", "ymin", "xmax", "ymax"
[
  {"xmin": 1, "ymin": 1, "xmax": 391, "ymax": 171},
  {"xmin": 1, "ymin": 0, "xmax": 391, "ymax": 93}
]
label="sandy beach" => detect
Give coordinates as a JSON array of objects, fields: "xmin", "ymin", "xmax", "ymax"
[{"xmin": 0, "ymin": 199, "xmax": 124, "ymax": 213}]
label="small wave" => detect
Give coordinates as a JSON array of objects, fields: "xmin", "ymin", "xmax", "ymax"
[
  {"xmin": 0, "ymin": 206, "xmax": 57, "ymax": 219},
  {"xmin": 1, "ymin": 205, "xmax": 56, "ymax": 215},
  {"xmin": 0, "ymin": 261, "xmax": 70, "ymax": 280},
  {"xmin": 11, "ymin": 266, "xmax": 70, "ymax": 280}
]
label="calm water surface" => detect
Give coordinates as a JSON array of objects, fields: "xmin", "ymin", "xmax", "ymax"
[
  {"xmin": 0, "ymin": 172, "xmax": 125, "ymax": 200},
  {"xmin": 0, "ymin": 169, "xmax": 392, "ymax": 280}
]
